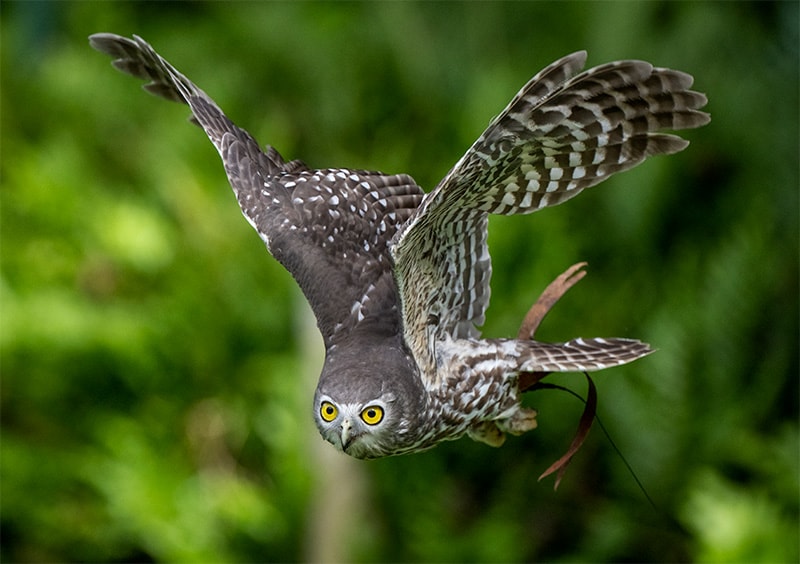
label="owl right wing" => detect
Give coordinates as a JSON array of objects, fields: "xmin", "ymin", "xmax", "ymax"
[
  {"xmin": 90, "ymin": 34, "xmax": 424, "ymax": 348},
  {"xmin": 391, "ymin": 51, "xmax": 709, "ymax": 381}
]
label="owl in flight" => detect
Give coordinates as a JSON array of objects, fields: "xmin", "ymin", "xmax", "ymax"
[{"xmin": 91, "ymin": 34, "xmax": 708, "ymax": 459}]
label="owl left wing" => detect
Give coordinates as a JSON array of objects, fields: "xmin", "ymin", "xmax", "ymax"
[{"xmin": 391, "ymin": 51, "xmax": 709, "ymax": 380}]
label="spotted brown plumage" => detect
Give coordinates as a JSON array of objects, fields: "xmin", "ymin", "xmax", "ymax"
[{"xmin": 90, "ymin": 34, "xmax": 709, "ymax": 459}]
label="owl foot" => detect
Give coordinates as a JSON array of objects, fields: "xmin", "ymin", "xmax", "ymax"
[
  {"xmin": 467, "ymin": 421, "xmax": 506, "ymax": 447},
  {"xmin": 497, "ymin": 407, "xmax": 539, "ymax": 436},
  {"xmin": 468, "ymin": 406, "xmax": 539, "ymax": 447}
]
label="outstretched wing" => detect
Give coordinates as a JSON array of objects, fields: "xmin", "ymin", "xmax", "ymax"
[
  {"xmin": 90, "ymin": 34, "xmax": 424, "ymax": 347},
  {"xmin": 391, "ymin": 51, "xmax": 709, "ymax": 376}
]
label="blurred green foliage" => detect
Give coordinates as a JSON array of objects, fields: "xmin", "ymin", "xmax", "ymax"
[{"xmin": 2, "ymin": 1, "xmax": 797, "ymax": 562}]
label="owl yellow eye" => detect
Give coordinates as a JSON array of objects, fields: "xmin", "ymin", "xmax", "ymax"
[
  {"xmin": 320, "ymin": 401, "xmax": 338, "ymax": 422},
  {"xmin": 361, "ymin": 405, "xmax": 384, "ymax": 425}
]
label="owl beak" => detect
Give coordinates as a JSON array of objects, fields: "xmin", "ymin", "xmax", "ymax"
[{"xmin": 340, "ymin": 419, "xmax": 353, "ymax": 451}]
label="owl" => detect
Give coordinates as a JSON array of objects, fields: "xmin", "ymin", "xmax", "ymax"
[{"xmin": 90, "ymin": 34, "xmax": 709, "ymax": 459}]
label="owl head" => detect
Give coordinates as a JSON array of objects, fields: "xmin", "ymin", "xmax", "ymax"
[{"xmin": 313, "ymin": 339, "xmax": 423, "ymax": 459}]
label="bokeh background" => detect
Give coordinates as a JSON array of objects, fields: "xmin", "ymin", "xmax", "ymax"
[{"xmin": 2, "ymin": 1, "xmax": 797, "ymax": 562}]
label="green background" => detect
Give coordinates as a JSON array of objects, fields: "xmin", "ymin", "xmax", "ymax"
[{"xmin": 2, "ymin": 1, "xmax": 797, "ymax": 562}]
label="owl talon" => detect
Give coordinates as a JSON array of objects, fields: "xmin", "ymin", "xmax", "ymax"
[
  {"xmin": 467, "ymin": 421, "xmax": 507, "ymax": 447},
  {"xmin": 498, "ymin": 407, "xmax": 539, "ymax": 436}
]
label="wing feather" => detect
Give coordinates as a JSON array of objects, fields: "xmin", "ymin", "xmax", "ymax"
[
  {"xmin": 90, "ymin": 33, "xmax": 425, "ymax": 347},
  {"xmin": 392, "ymin": 52, "xmax": 709, "ymax": 378}
]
